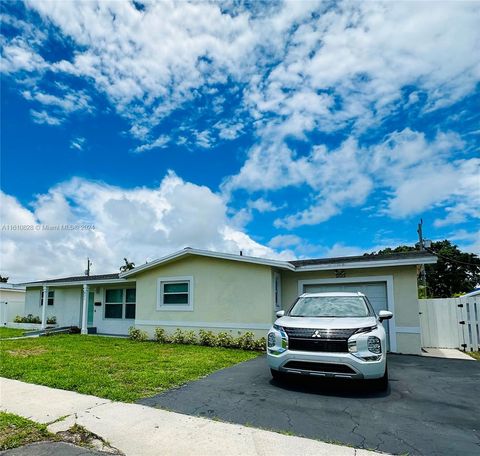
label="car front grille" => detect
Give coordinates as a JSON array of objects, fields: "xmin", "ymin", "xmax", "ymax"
[
  {"xmin": 283, "ymin": 327, "xmax": 357, "ymax": 353},
  {"xmin": 283, "ymin": 360, "xmax": 356, "ymax": 374},
  {"xmin": 283, "ymin": 327, "xmax": 358, "ymax": 339}
]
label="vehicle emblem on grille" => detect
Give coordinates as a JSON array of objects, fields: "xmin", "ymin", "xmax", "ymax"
[{"xmin": 311, "ymin": 330, "xmax": 323, "ymax": 338}]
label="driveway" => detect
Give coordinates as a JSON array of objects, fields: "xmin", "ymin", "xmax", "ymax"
[{"xmin": 138, "ymin": 354, "xmax": 480, "ymax": 456}]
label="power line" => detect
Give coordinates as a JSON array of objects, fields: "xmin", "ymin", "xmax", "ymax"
[{"xmin": 426, "ymin": 247, "xmax": 480, "ymax": 267}]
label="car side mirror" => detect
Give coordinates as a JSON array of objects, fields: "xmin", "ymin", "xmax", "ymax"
[
  {"xmin": 378, "ymin": 310, "xmax": 393, "ymax": 322},
  {"xmin": 276, "ymin": 310, "xmax": 285, "ymax": 318}
]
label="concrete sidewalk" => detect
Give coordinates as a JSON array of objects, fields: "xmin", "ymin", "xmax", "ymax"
[{"xmin": 0, "ymin": 377, "xmax": 384, "ymax": 456}]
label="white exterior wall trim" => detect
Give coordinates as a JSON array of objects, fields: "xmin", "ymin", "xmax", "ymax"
[
  {"xmin": 297, "ymin": 275, "xmax": 398, "ymax": 353},
  {"xmin": 25, "ymin": 279, "xmax": 136, "ymax": 288},
  {"xmin": 135, "ymin": 320, "xmax": 271, "ymax": 330},
  {"xmin": 295, "ymin": 256, "xmax": 437, "ymax": 272}
]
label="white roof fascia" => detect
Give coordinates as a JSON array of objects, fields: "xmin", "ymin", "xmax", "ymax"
[
  {"xmin": 120, "ymin": 248, "xmax": 294, "ymax": 278},
  {"xmin": 294, "ymin": 256, "xmax": 438, "ymax": 272},
  {"xmin": 24, "ymin": 278, "xmax": 136, "ymax": 288}
]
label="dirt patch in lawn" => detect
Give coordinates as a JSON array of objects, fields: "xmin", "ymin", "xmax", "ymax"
[{"xmin": 6, "ymin": 348, "xmax": 48, "ymax": 358}]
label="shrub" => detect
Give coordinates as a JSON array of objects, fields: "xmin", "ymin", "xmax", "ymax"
[
  {"xmin": 199, "ymin": 329, "xmax": 217, "ymax": 347},
  {"xmin": 236, "ymin": 332, "xmax": 256, "ymax": 350},
  {"xmin": 13, "ymin": 314, "xmax": 41, "ymax": 324},
  {"xmin": 183, "ymin": 330, "xmax": 198, "ymax": 345},
  {"xmin": 170, "ymin": 328, "xmax": 186, "ymax": 344},
  {"xmin": 46, "ymin": 316, "xmax": 57, "ymax": 325},
  {"xmin": 128, "ymin": 327, "xmax": 148, "ymax": 341},
  {"xmin": 216, "ymin": 331, "xmax": 235, "ymax": 348},
  {"xmin": 154, "ymin": 327, "xmax": 169, "ymax": 343},
  {"xmin": 254, "ymin": 337, "xmax": 267, "ymax": 351}
]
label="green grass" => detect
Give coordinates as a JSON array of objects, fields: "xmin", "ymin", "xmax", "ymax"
[
  {"xmin": 0, "ymin": 334, "xmax": 259, "ymax": 402},
  {"xmin": 0, "ymin": 412, "xmax": 54, "ymax": 450},
  {"xmin": 0, "ymin": 327, "xmax": 28, "ymax": 338},
  {"xmin": 467, "ymin": 351, "xmax": 480, "ymax": 361}
]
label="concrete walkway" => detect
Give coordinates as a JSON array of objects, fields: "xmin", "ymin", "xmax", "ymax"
[
  {"xmin": 0, "ymin": 378, "xmax": 383, "ymax": 456},
  {"xmin": 422, "ymin": 348, "xmax": 475, "ymax": 360}
]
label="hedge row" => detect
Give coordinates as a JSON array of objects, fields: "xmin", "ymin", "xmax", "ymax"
[
  {"xmin": 13, "ymin": 314, "xmax": 57, "ymax": 324},
  {"xmin": 128, "ymin": 327, "xmax": 266, "ymax": 351}
]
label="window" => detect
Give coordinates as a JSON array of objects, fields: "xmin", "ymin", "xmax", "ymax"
[
  {"xmin": 125, "ymin": 288, "xmax": 136, "ymax": 319},
  {"xmin": 289, "ymin": 296, "xmax": 372, "ymax": 318},
  {"xmin": 157, "ymin": 276, "xmax": 193, "ymax": 311},
  {"xmin": 104, "ymin": 288, "xmax": 136, "ymax": 319},
  {"xmin": 40, "ymin": 290, "xmax": 54, "ymax": 306},
  {"xmin": 105, "ymin": 289, "xmax": 123, "ymax": 319}
]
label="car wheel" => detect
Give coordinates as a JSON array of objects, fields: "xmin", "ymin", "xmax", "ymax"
[
  {"xmin": 371, "ymin": 366, "xmax": 389, "ymax": 392},
  {"xmin": 270, "ymin": 368, "xmax": 284, "ymax": 380}
]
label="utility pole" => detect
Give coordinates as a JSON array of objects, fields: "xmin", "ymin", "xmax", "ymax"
[
  {"xmin": 417, "ymin": 220, "xmax": 428, "ymax": 298},
  {"xmin": 85, "ymin": 258, "xmax": 92, "ymax": 277}
]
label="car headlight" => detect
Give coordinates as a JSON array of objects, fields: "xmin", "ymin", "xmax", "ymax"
[
  {"xmin": 273, "ymin": 324, "xmax": 284, "ymax": 331},
  {"xmin": 367, "ymin": 336, "xmax": 382, "ymax": 354},
  {"xmin": 267, "ymin": 332, "xmax": 276, "ymax": 348},
  {"xmin": 355, "ymin": 325, "xmax": 377, "ymax": 334}
]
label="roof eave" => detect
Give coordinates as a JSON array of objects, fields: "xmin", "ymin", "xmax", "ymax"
[
  {"xmin": 120, "ymin": 248, "xmax": 294, "ymax": 278},
  {"xmin": 294, "ymin": 255, "xmax": 438, "ymax": 272},
  {"xmin": 24, "ymin": 277, "xmax": 135, "ymax": 288}
]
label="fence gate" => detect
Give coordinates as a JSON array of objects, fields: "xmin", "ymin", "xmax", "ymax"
[{"xmin": 419, "ymin": 296, "xmax": 479, "ymax": 351}]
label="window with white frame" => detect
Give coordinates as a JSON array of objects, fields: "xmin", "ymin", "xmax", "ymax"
[
  {"xmin": 105, "ymin": 288, "xmax": 136, "ymax": 319},
  {"xmin": 40, "ymin": 290, "xmax": 55, "ymax": 306},
  {"xmin": 157, "ymin": 276, "xmax": 193, "ymax": 311}
]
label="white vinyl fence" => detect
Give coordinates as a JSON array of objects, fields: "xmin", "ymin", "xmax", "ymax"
[{"xmin": 419, "ymin": 296, "xmax": 480, "ymax": 351}]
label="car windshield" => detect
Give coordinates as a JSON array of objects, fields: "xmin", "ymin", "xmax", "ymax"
[{"xmin": 289, "ymin": 296, "xmax": 370, "ymax": 317}]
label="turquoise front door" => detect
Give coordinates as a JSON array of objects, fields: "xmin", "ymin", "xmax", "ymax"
[{"xmin": 87, "ymin": 292, "xmax": 94, "ymax": 326}]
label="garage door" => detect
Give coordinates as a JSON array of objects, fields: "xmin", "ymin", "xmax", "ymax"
[{"xmin": 303, "ymin": 282, "xmax": 390, "ymax": 349}]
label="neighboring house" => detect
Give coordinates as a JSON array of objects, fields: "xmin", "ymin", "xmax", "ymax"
[
  {"xmin": 22, "ymin": 247, "xmax": 437, "ymax": 354},
  {"xmin": 0, "ymin": 283, "xmax": 26, "ymax": 325}
]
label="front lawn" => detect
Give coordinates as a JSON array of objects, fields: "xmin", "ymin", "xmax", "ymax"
[
  {"xmin": 0, "ymin": 327, "xmax": 28, "ymax": 338},
  {"xmin": 467, "ymin": 351, "xmax": 480, "ymax": 361},
  {"xmin": 0, "ymin": 412, "xmax": 53, "ymax": 450},
  {"xmin": 0, "ymin": 335, "xmax": 259, "ymax": 401}
]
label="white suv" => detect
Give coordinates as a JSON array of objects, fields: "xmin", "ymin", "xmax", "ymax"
[{"xmin": 267, "ymin": 292, "xmax": 393, "ymax": 390}]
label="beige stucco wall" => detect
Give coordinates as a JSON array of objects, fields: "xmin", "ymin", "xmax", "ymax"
[
  {"xmin": 280, "ymin": 265, "xmax": 421, "ymax": 354},
  {"xmin": 133, "ymin": 255, "xmax": 274, "ymax": 338}
]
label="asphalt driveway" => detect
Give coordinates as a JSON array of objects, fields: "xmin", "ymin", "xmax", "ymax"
[{"xmin": 138, "ymin": 354, "xmax": 480, "ymax": 456}]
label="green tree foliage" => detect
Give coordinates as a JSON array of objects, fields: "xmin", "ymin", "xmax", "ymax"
[
  {"xmin": 368, "ymin": 240, "xmax": 480, "ymax": 298},
  {"xmin": 119, "ymin": 258, "xmax": 135, "ymax": 272}
]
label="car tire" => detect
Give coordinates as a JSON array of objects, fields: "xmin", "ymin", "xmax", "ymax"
[
  {"xmin": 270, "ymin": 368, "xmax": 284, "ymax": 381},
  {"xmin": 371, "ymin": 365, "xmax": 389, "ymax": 392}
]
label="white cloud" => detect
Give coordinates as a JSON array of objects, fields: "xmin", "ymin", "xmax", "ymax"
[
  {"xmin": 247, "ymin": 198, "xmax": 282, "ymax": 213},
  {"xmin": 70, "ymin": 137, "xmax": 86, "ymax": 151},
  {"xmin": 134, "ymin": 135, "xmax": 169, "ymax": 153},
  {"xmin": 30, "ymin": 109, "xmax": 62, "ymax": 125},
  {"xmin": 0, "ymin": 173, "xmax": 291, "ymax": 282},
  {"xmin": 268, "ymin": 234, "xmax": 302, "ymax": 249}
]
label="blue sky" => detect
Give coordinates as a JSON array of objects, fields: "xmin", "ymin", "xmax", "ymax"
[{"xmin": 1, "ymin": 1, "xmax": 479, "ymax": 281}]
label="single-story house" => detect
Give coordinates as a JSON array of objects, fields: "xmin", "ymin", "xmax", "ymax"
[
  {"xmin": 22, "ymin": 247, "xmax": 437, "ymax": 354},
  {"xmin": 1, "ymin": 283, "xmax": 26, "ymax": 326}
]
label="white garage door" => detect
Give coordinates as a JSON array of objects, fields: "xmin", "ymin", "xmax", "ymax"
[{"xmin": 303, "ymin": 282, "xmax": 390, "ymax": 349}]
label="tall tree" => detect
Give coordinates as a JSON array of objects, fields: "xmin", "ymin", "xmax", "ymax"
[{"xmin": 367, "ymin": 240, "xmax": 480, "ymax": 298}]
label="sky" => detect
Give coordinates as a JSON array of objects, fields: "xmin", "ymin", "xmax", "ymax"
[{"xmin": 1, "ymin": 0, "xmax": 479, "ymax": 282}]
